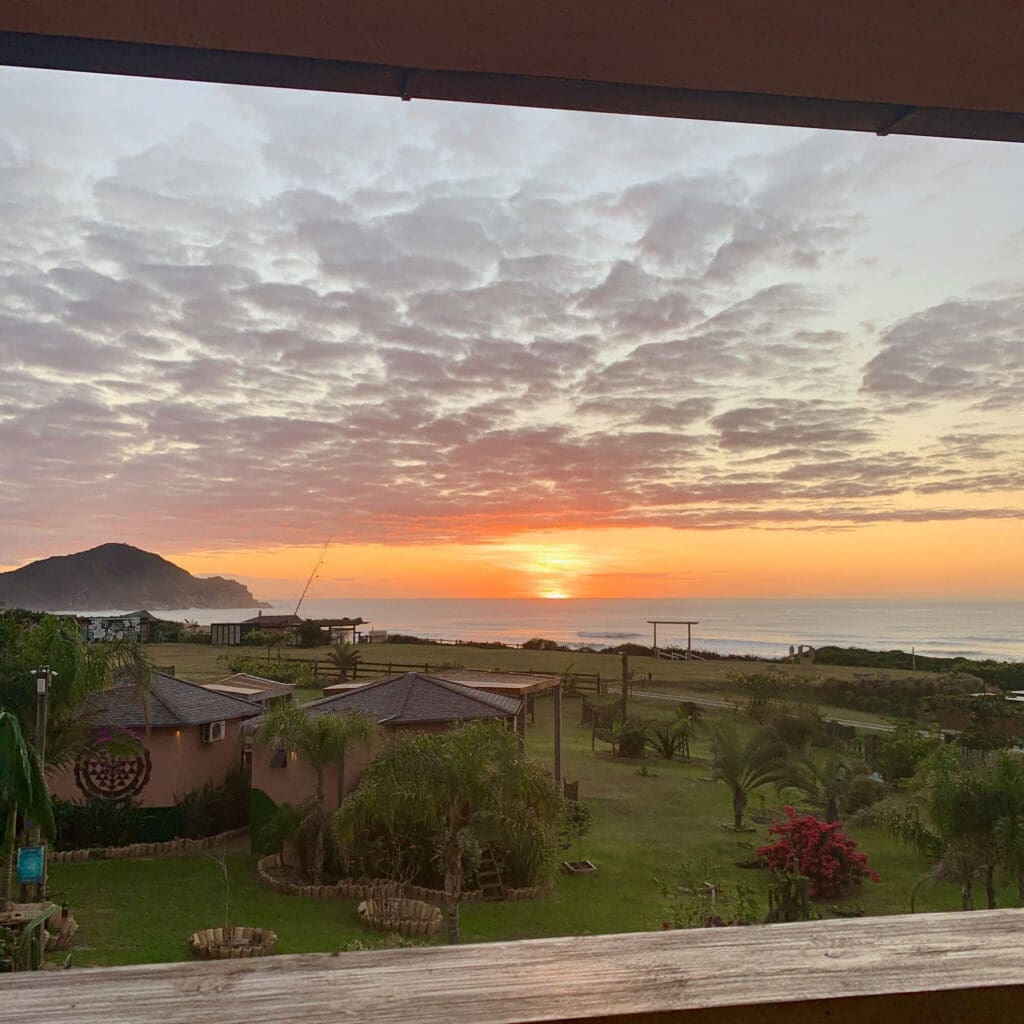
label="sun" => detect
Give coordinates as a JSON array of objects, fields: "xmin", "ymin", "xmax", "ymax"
[{"xmin": 539, "ymin": 589, "xmax": 571, "ymax": 599}]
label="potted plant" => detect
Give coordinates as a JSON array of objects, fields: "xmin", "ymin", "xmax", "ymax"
[{"xmin": 188, "ymin": 846, "xmax": 277, "ymax": 959}]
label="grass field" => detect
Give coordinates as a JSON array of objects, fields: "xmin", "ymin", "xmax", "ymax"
[
  {"xmin": 51, "ymin": 690, "xmax": 1004, "ymax": 967},
  {"xmin": 148, "ymin": 640, "xmax": 929, "ymax": 726}
]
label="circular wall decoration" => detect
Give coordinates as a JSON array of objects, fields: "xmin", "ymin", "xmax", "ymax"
[{"xmin": 74, "ymin": 746, "xmax": 153, "ymax": 800}]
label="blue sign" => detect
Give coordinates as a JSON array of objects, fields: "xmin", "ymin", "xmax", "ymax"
[{"xmin": 16, "ymin": 846, "xmax": 44, "ymax": 884}]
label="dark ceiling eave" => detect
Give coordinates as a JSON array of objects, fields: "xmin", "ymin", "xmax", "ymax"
[{"xmin": 4, "ymin": 31, "xmax": 1024, "ymax": 144}]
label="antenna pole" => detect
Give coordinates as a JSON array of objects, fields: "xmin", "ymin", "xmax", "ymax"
[{"xmin": 293, "ymin": 536, "xmax": 332, "ymax": 619}]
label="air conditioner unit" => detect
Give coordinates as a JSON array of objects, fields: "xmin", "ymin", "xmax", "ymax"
[{"xmin": 201, "ymin": 720, "xmax": 226, "ymax": 743}]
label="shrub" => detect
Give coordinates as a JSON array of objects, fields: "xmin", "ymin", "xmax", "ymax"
[
  {"xmin": 221, "ymin": 654, "xmax": 314, "ymax": 686},
  {"xmin": 595, "ymin": 716, "xmax": 650, "ymax": 758},
  {"xmin": 174, "ymin": 767, "xmax": 251, "ymax": 838},
  {"xmin": 647, "ymin": 721, "xmax": 690, "ymax": 760},
  {"xmin": 522, "ymin": 637, "xmax": 570, "ymax": 651},
  {"xmin": 756, "ymin": 807, "xmax": 879, "ymax": 900},
  {"xmin": 53, "ymin": 796, "xmax": 158, "ymax": 849},
  {"xmin": 766, "ymin": 707, "xmax": 825, "ymax": 750}
]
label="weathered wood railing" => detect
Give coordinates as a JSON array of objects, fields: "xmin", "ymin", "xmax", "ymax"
[{"xmin": 4, "ymin": 910, "xmax": 1023, "ymax": 1022}]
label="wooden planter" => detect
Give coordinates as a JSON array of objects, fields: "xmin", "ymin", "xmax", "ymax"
[
  {"xmin": 357, "ymin": 898, "xmax": 442, "ymax": 937},
  {"xmin": 187, "ymin": 927, "xmax": 277, "ymax": 959}
]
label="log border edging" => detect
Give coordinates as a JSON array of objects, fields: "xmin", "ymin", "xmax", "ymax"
[
  {"xmin": 255, "ymin": 853, "xmax": 549, "ymax": 903},
  {"xmin": 51, "ymin": 827, "xmax": 249, "ymax": 863}
]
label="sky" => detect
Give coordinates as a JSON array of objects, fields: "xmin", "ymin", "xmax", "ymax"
[{"xmin": 1, "ymin": 66, "xmax": 1023, "ymax": 601}]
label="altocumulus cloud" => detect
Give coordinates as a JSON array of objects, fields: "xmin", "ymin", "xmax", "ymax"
[{"xmin": 1, "ymin": 68, "xmax": 1024, "ymax": 563}]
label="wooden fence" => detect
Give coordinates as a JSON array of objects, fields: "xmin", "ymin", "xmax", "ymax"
[{"xmin": 277, "ymin": 657, "xmax": 605, "ymax": 692}]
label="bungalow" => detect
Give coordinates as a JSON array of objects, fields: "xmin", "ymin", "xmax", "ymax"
[
  {"xmin": 250, "ymin": 672, "xmax": 521, "ymax": 815},
  {"xmin": 48, "ymin": 673, "xmax": 261, "ymax": 808}
]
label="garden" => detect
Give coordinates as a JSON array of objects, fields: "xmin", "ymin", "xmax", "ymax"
[
  {"xmin": 7, "ymin": 615, "xmax": 1024, "ymax": 970},
  {"xmin": 44, "ymin": 692, "xmax": 1022, "ymax": 967}
]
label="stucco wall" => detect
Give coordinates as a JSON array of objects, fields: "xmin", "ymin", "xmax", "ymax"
[
  {"xmin": 252, "ymin": 720, "xmax": 458, "ymax": 813},
  {"xmin": 49, "ymin": 719, "xmax": 247, "ymax": 807}
]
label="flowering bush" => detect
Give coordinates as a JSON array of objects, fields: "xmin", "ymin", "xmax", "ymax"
[{"xmin": 757, "ymin": 807, "xmax": 880, "ymax": 899}]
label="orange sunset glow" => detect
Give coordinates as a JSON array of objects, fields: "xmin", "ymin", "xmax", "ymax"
[
  {"xmin": 169, "ymin": 520, "xmax": 1024, "ymax": 601},
  {"xmin": 2, "ymin": 69, "xmax": 1024, "ymax": 603}
]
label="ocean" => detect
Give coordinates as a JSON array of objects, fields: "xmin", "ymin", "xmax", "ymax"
[{"xmin": 95, "ymin": 598, "xmax": 1024, "ymax": 662}]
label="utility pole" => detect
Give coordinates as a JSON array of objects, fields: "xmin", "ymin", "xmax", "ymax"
[{"xmin": 32, "ymin": 665, "xmax": 54, "ymax": 900}]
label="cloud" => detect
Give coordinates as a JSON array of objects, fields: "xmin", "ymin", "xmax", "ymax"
[
  {"xmin": 0, "ymin": 69, "xmax": 1023, "ymax": 567},
  {"xmin": 862, "ymin": 293, "xmax": 1024, "ymax": 408}
]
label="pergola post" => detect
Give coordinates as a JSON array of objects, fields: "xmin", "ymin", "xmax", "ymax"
[{"xmin": 516, "ymin": 703, "xmax": 527, "ymax": 748}]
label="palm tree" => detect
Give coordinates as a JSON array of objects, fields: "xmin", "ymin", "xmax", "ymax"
[
  {"xmin": 0, "ymin": 710, "xmax": 54, "ymax": 900},
  {"xmin": 336, "ymin": 720, "xmax": 566, "ymax": 944},
  {"xmin": 327, "ymin": 641, "xmax": 362, "ymax": 682},
  {"xmin": 256, "ymin": 702, "xmax": 375, "ymax": 882},
  {"xmin": 709, "ymin": 723, "xmax": 791, "ymax": 830}
]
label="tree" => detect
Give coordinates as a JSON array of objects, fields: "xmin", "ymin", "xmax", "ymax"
[
  {"xmin": 733, "ymin": 671, "xmax": 791, "ymax": 723},
  {"xmin": 0, "ymin": 612, "xmax": 154, "ymax": 771},
  {"xmin": 0, "ymin": 710, "xmax": 54, "ymax": 900},
  {"xmin": 245, "ymin": 630, "xmax": 289, "ymax": 661},
  {"xmin": 256, "ymin": 702, "xmax": 375, "ymax": 883},
  {"xmin": 336, "ymin": 720, "xmax": 566, "ymax": 944},
  {"xmin": 327, "ymin": 641, "xmax": 362, "ymax": 682},
  {"xmin": 877, "ymin": 746, "xmax": 1022, "ymax": 910},
  {"xmin": 867, "ymin": 722, "xmax": 942, "ymax": 783},
  {"xmin": 709, "ymin": 723, "xmax": 791, "ymax": 830}
]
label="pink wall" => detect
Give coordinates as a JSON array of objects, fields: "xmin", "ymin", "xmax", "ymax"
[
  {"xmin": 252, "ymin": 720, "xmax": 456, "ymax": 813},
  {"xmin": 49, "ymin": 720, "xmax": 247, "ymax": 807}
]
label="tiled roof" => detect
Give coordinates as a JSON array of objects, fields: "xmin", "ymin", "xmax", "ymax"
[
  {"xmin": 302, "ymin": 672, "xmax": 522, "ymax": 725},
  {"xmin": 80, "ymin": 672, "xmax": 262, "ymax": 728}
]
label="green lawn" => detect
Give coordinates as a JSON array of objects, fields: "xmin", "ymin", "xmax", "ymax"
[
  {"xmin": 52, "ymin": 692, "xmax": 1003, "ymax": 967},
  {"xmin": 149, "ymin": 641, "xmax": 931, "ymax": 727}
]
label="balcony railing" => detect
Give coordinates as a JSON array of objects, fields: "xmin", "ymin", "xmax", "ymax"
[{"xmin": 4, "ymin": 908, "xmax": 1023, "ymax": 1022}]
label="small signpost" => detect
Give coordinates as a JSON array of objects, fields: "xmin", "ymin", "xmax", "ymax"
[{"xmin": 17, "ymin": 846, "xmax": 45, "ymax": 886}]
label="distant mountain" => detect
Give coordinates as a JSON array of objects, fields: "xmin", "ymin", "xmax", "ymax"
[{"xmin": 0, "ymin": 543, "xmax": 271, "ymax": 612}]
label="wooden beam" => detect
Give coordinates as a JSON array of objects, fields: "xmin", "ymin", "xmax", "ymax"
[
  {"xmin": 3, "ymin": 30, "xmax": 1024, "ymax": 143},
  {"xmin": 4, "ymin": 910, "xmax": 1024, "ymax": 1022}
]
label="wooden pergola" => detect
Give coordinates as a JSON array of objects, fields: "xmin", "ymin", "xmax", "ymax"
[{"xmin": 647, "ymin": 620, "xmax": 699, "ymax": 660}]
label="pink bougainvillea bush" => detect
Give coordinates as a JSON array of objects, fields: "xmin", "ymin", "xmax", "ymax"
[{"xmin": 757, "ymin": 807, "xmax": 880, "ymax": 899}]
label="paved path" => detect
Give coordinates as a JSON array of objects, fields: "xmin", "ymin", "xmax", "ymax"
[{"xmin": 630, "ymin": 689, "xmax": 897, "ymax": 734}]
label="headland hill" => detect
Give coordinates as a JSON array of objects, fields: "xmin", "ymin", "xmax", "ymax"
[{"xmin": 0, "ymin": 542, "xmax": 271, "ymax": 612}]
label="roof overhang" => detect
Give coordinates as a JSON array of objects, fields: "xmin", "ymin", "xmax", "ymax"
[{"xmin": 3, "ymin": 2, "xmax": 1024, "ymax": 143}]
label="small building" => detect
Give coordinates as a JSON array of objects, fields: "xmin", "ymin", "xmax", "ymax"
[
  {"xmin": 210, "ymin": 613, "xmax": 368, "ymax": 645},
  {"xmin": 48, "ymin": 673, "xmax": 261, "ymax": 808},
  {"xmin": 202, "ymin": 672, "xmax": 297, "ymax": 706},
  {"xmin": 210, "ymin": 613, "xmax": 302, "ymax": 646},
  {"xmin": 250, "ymin": 672, "xmax": 521, "ymax": 815},
  {"xmin": 81, "ymin": 610, "xmax": 162, "ymax": 644}
]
